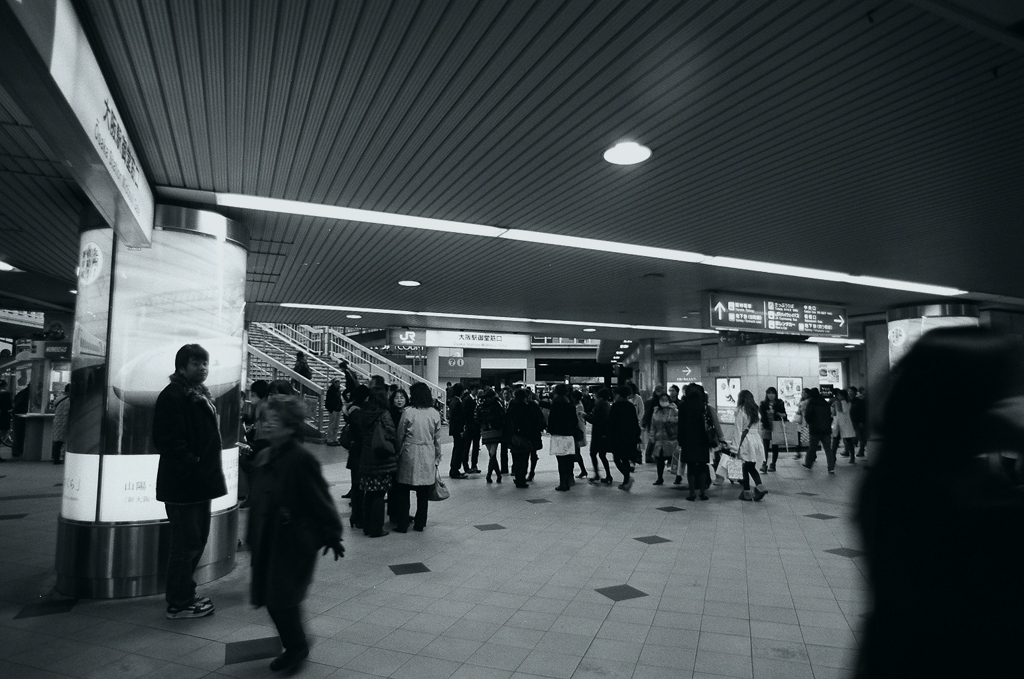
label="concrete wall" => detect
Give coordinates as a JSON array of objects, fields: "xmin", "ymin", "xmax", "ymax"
[{"xmin": 701, "ymin": 342, "xmax": 820, "ymax": 436}]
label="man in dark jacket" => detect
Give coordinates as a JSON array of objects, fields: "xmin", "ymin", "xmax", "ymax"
[
  {"xmin": 608, "ymin": 386, "xmax": 641, "ymax": 491},
  {"xmin": 802, "ymin": 388, "xmax": 835, "ymax": 474},
  {"xmin": 448, "ymin": 384, "xmax": 469, "ymax": 478},
  {"xmin": 325, "ymin": 379, "xmax": 343, "ymax": 445},
  {"xmin": 849, "ymin": 386, "xmax": 867, "ymax": 457},
  {"xmin": 153, "ymin": 344, "xmax": 227, "ymax": 619},
  {"xmin": 463, "ymin": 385, "xmax": 482, "ymax": 473}
]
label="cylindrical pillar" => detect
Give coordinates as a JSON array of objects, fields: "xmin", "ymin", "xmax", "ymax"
[
  {"xmin": 56, "ymin": 205, "xmax": 248, "ymax": 598},
  {"xmin": 425, "ymin": 346, "xmax": 440, "ymax": 387},
  {"xmin": 887, "ymin": 303, "xmax": 980, "ymax": 367}
]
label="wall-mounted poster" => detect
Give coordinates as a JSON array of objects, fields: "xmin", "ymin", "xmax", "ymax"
[
  {"xmin": 777, "ymin": 377, "xmax": 803, "ymax": 415},
  {"xmin": 716, "ymin": 377, "xmax": 741, "ymax": 424},
  {"xmin": 819, "ymin": 362, "xmax": 844, "ymax": 390}
]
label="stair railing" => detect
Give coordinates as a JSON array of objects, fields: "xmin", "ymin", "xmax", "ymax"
[{"xmin": 246, "ymin": 344, "xmax": 325, "ymax": 436}]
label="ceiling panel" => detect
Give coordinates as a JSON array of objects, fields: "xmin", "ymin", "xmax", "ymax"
[{"xmin": 4, "ymin": 0, "xmax": 1017, "ymax": 332}]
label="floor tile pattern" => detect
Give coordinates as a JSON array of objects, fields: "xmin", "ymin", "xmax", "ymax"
[
  {"xmin": 15, "ymin": 599, "xmax": 78, "ymax": 619},
  {"xmin": 633, "ymin": 536, "xmax": 672, "ymax": 545},
  {"xmin": 223, "ymin": 637, "xmax": 281, "ymax": 665},
  {"xmin": 655, "ymin": 506, "xmax": 685, "ymax": 512},
  {"xmin": 595, "ymin": 585, "xmax": 649, "ymax": 602},
  {"xmin": 824, "ymin": 547, "xmax": 866, "ymax": 558},
  {"xmin": 0, "ymin": 438, "xmax": 868, "ymax": 679},
  {"xmin": 389, "ymin": 562, "xmax": 431, "ymax": 575}
]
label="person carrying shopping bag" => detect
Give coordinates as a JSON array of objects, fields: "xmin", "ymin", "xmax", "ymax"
[{"xmin": 734, "ymin": 390, "xmax": 768, "ymax": 501}]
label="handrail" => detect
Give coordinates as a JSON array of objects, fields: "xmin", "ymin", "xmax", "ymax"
[
  {"xmin": 255, "ymin": 326, "xmax": 349, "ymax": 381},
  {"xmin": 326, "ymin": 328, "xmax": 446, "ymax": 399},
  {"xmin": 247, "ymin": 344, "xmax": 323, "ymax": 394}
]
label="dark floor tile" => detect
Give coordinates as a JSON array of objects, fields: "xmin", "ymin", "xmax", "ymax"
[
  {"xmin": 595, "ymin": 584, "xmax": 649, "ymax": 602},
  {"xmin": 15, "ymin": 599, "xmax": 78, "ymax": 619},
  {"xmin": 805, "ymin": 513, "xmax": 838, "ymax": 520},
  {"xmin": 0, "ymin": 513, "xmax": 28, "ymax": 521},
  {"xmin": 54, "ymin": 483, "xmax": 64, "ymax": 487},
  {"xmin": 796, "ymin": 491, "xmax": 818, "ymax": 496},
  {"xmin": 475, "ymin": 524, "xmax": 506, "ymax": 531},
  {"xmin": 824, "ymin": 547, "xmax": 865, "ymax": 558},
  {"xmin": 526, "ymin": 499, "xmax": 551, "ymax": 504},
  {"xmin": 390, "ymin": 562, "xmax": 431, "ymax": 575},
  {"xmin": 634, "ymin": 536, "xmax": 671, "ymax": 545},
  {"xmin": 224, "ymin": 636, "xmax": 282, "ymax": 665},
  {"xmin": 656, "ymin": 506, "xmax": 685, "ymax": 513}
]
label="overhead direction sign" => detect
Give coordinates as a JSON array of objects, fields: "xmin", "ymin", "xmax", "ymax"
[{"xmin": 707, "ymin": 292, "xmax": 848, "ymax": 338}]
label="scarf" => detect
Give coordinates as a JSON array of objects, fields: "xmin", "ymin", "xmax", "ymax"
[{"xmin": 168, "ymin": 372, "xmax": 214, "ymax": 405}]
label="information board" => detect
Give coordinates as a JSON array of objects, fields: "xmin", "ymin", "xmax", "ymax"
[{"xmin": 707, "ymin": 293, "xmax": 848, "ymax": 338}]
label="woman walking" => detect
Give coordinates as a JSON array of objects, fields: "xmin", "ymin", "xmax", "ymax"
[
  {"xmin": 547, "ymin": 384, "xmax": 579, "ymax": 491},
  {"xmin": 734, "ymin": 390, "xmax": 767, "ymax": 501},
  {"xmin": 351, "ymin": 387, "xmax": 398, "ymax": 537},
  {"xmin": 248, "ymin": 397, "xmax": 343, "ymax": 672},
  {"xmin": 586, "ymin": 388, "xmax": 614, "ymax": 484},
  {"xmin": 608, "ymin": 386, "xmax": 641, "ymax": 491},
  {"xmin": 759, "ymin": 387, "xmax": 787, "ymax": 472},
  {"xmin": 831, "ymin": 389, "xmax": 858, "ymax": 465},
  {"xmin": 649, "ymin": 392, "xmax": 679, "ymax": 485},
  {"xmin": 476, "ymin": 388, "xmax": 505, "ymax": 483},
  {"xmin": 678, "ymin": 383, "xmax": 715, "ymax": 501},
  {"xmin": 394, "ymin": 382, "xmax": 442, "ymax": 532},
  {"xmin": 504, "ymin": 388, "xmax": 545, "ymax": 488},
  {"xmin": 571, "ymin": 390, "xmax": 589, "ymax": 479}
]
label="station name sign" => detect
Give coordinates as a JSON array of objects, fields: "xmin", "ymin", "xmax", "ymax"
[
  {"xmin": 706, "ymin": 292, "xmax": 848, "ymax": 338},
  {"xmin": 389, "ymin": 328, "xmax": 531, "ymax": 351}
]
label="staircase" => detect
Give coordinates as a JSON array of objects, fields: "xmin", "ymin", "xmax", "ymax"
[{"xmin": 246, "ymin": 323, "xmax": 447, "ymax": 421}]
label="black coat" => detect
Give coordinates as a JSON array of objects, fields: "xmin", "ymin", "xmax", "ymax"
[
  {"xmin": 152, "ymin": 380, "xmax": 227, "ymax": 503},
  {"xmin": 351, "ymin": 405, "xmax": 398, "ymax": 477},
  {"xmin": 585, "ymin": 400, "xmax": 611, "ymax": 453},
  {"xmin": 247, "ymin": 440, "xmax": 342, "ymax": 609},
  {"xmin": 607, "ymin": 400, "xmax": 640, "ymax": 455},
  {"xmin": 325, "ymin": 384, "xmax": 343, "ymax": 412},
  {"xmin": 678, "ymin": 399, "xmax": 712, "ymax": 464},
  {"xmin": 503, "ymin": 401, "xmax": 545, "ymax": 451},
  {"xmin": 546, "ymin": 396, "xmax": 578, "ymax": 436},
  {"xmin": 448, "ymin": 396, "xmax": 465, "ymax": 434},
  {"xmin": 805, "ymin": 396, "xmax": 833, "ymax": 436},
  {"xmin": 462, "ymin": 394, "xmax": 479, "ymax": 433},
  {"xmin": 759, "ymin": 398, "xmax": 787, "ymax": 433}
]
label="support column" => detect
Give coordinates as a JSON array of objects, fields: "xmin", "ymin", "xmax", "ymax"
[
  {"xmin": 425, "ymin": 346, "xmax": 440, "ymax": 387},
  {"xmin": 55, "ymin": 206, "xmax": 247, "ymax": 598}
]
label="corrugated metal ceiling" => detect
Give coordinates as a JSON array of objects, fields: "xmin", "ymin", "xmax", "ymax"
[{"xmin": 4, "ymin": 0, "xmax": 1023, "ymax": 333}]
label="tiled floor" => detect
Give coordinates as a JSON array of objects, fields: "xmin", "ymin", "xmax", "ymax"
[{"xmin": 0, "ymin": 443, "xmax": 868, "ymax": 678}]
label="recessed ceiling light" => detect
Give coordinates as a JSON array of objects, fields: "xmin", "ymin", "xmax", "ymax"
[
  {"xmin": 615, "ymin": 351, "xmax": 623, "ymax": 355},
  {"xmin": 538, "ymin": 363, "xmax": 549, "ymax": 366},
  {"xmin": 619, "ymin": 344, "xmax": 629, "ymax": 349},
  {"xmin": 844, "ymin": 345, "xmax": 855, "ymax": 349},
  {"xmin": 0, "ymin": 261, "xmax": 18, "ymax": 272},
  {"xmin": 398, "ymin": 280, "xmax": 420, "ymax": 287},
  {"xmin": 603, "ymin": 141, "xmax": 651, "ymax": 165},
  {"xmin": 806, "ymin": 337, "xmax": 864, "ymax": 345},
  {"xmin": 346, "ymin": 314, "xmax": 362, "ymax": 319},
  {"xmin": 69, "ymin": 289, "xmax": 78, "ymax": 294},
  {"xmin": 623, "ymin": 340, "xmax": 632, "ymax": 343},
  {"xmin": 583, "ymin": 328, "xmax": 597, "ymax": 332}
]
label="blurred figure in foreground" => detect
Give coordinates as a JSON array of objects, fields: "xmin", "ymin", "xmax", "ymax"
[
  {"xmin": 856, "ymin": 327, "xmax": 1024, "ymax": 678},
  {"xmin": 248, "ymin": 396, "xmax": 343, "ymax": 672}
]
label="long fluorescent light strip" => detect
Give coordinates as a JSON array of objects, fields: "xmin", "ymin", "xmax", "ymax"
[
  {"xmin": 806, "ymin": 337, "xmax": 865, "ymax": 345},
  {"xmin": 279, "ymin": 303, "xmax": 719, "ymax": 334},
  {"xmin": 159, "ymin": 187, "xmax": 968, "ymax": 297}
]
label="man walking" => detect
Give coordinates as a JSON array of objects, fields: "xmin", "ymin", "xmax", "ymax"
[
  {"xmin": 325, "ymin": 378, "xmax": 343, "ymax": 445},
  {"xmin": 448, "ymin": 384, "xmax": 469, "ymax": 478},
  {"xmin": 153, "ymin": 344, "xmax": 227, "ymax": 619},
  {"xmin": 849, "ymin": 386, "xmax": 867, "ymax": 457}
]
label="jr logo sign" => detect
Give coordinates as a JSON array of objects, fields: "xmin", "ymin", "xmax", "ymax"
[{"xmin": 398, "ymin": 331, "xmax": 417, "ymax": 343}]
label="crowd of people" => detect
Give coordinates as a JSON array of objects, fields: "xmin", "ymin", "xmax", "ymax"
[{"xmin": 145, "ymin": 326, "xmax": 1024, "ymax": 674}]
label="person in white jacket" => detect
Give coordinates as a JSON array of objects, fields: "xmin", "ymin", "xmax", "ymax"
[
  {"xmin": 394, "ymin": 382, "xmax": 443, "ymax": 532},
  {"xmin": 734, "ymin": 390, "xmax": 767, "ymax": 501}
]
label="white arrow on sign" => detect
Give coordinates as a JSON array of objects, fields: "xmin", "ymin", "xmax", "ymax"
[
  {"xmin": 683, "ymin": 366, "xmax": 692, "ymax": 376},
  {"xmin": 713, "ymin": 302, "xmax": 726, "ymax": 320},
  {"xmin": 837, "ymin": 315, "xmax": 845, "ymax": 327}
]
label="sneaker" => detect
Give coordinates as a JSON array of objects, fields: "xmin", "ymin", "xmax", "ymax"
[
  {"xmin": 768, "ymin": 464, "xmax": 776, "ymax": 472},
  {"xmin": 828, "ymin": 469, "xmax": 835, "ymax": 475},
  {"xmin": 269, "ymin": 647, "xmax": 309, "ymax": 672},
  {"xmin": 626, "ymin": 478, "xmax": 634, "ymax": 491},
  {"xmin": 577, "ymin": 471, "xmax": 588, "ymax": 479},
  {"xmin": 449, "ymin": 472, "xmax": 468, "ymax": 479},
  {"xmin": 166, "ymin": 598, "xmax": 215, "ymax": 619}
]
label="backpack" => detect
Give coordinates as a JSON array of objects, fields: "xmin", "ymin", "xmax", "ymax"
[{"xmin": 371, "ymin": 413, "xmax": 395, "ymax": 460}]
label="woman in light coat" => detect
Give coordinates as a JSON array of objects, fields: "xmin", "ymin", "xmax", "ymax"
[
  {"xmin": 393, "ymin": 382, "xmax": 443, "ymax": 532},
  {"xmin": 734, "ymin": 390, "xmax": 767, "ymax": 501},
  {"xmin": 831, "ymin": 389, "xmax": 858, "ymax": 465},
  {"xmin": 649, "ymin": 393, "xmax": 678, "ymax": 486}
]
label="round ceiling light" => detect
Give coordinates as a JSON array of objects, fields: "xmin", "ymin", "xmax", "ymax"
[
  {"xmin": 583, "ymin": 328, "xmax": 597, "ymax": 332},
  {"xmin": 69, "ymin": 289, "xmax": 78, "ymax": 295},
  {"xmin": 347, "ymin": 314, "xmax": 362, "ymax": 319},
  {"xmin": 398, "ymin": 280, "xmax": 420, "ymax": 287},
  {"xmin": 603, "ymin": 141, "xmax": 651, "ymax": 165}
]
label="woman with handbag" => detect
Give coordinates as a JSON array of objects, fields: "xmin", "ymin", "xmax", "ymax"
[
  {"xmin": 504, "ymin": 388, "xmax": 545, "ymax": 488},
  {"xmin": 351, "ymin": 387, "xmax": 398, "ymax": 537},
  {"xmin": 830, "ymin": 389, "xmax": 858, "ymax": 465},
  {"xmin": 247, "ymin": 396, "xmax": 344, "ymax": 672},
  {"xmin": 393, "ymin": 382, "xmax": 443, "ymax": 532},
  {"xmin": 734, "ymin": 390, "xmax": 767, "ymax": 501},
  {"xmin": 571, "ymin": 390, "xmax": 590, "ymax": 479},
  {"xmin": 759, "ymin": 387, "xmax": 787, "ymax": 473},
  {"xmin": 547, "ymin": 383, "xmax": 580, "ymax": 491}
]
